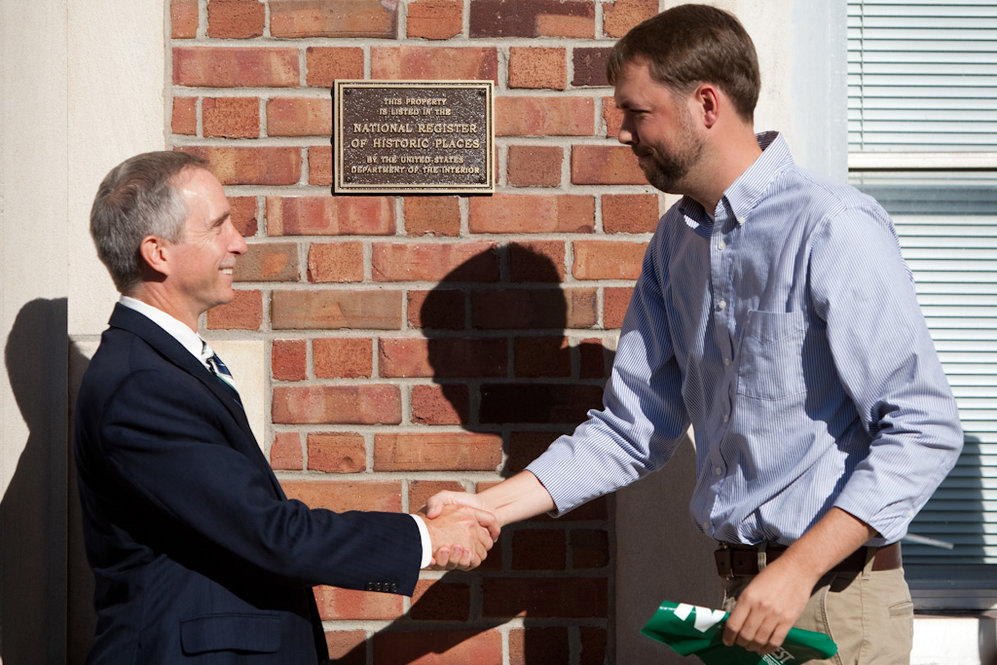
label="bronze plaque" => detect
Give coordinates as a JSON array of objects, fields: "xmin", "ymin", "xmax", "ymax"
[{"xmin": 334, "ymin": 80, "xmax": 494, "ymax": 194}]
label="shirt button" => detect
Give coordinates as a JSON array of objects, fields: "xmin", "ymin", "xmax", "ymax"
[
  {"xmin": 717, "ymin": 240, "xmax": 726, "ymax": 250},
  {"xmin": 702, "ymin": 521, "xmax": 711, "ymax": 532},
  {"xmin": 717, "ymin": 300, "xmax": 727, "ymax": 310},
  {"xmin": 737, "ymin": 216, "xmax": 746, "ymax": 225},
  {"xmin": 714, "ymin": 467, "xmax": 723, "ymax": 476},
  {"xmin": 723, "ymin": 357, "xmax": 731, "ymax": 366},
  {"xmin": 723, "ymin": 413, "xmax": 729, "ymax": 422}
]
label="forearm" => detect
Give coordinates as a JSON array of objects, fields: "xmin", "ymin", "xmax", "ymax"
[
  {"xmin": 474, "ymin": 471, "xmax": 555, "ymax": 526},
  {"xmin": 772, "ymin": 507, "xmax": 877, "ymax": 582}
]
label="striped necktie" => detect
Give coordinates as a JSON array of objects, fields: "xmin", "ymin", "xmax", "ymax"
[{"xmin": 201, "ymin": 341, "xmax": 242, "ymax": 404}]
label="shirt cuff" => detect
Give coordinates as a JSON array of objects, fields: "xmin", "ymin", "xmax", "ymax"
[{"xmin": 411, "ymin": 514, "xmax": 433, "ymax": 568}]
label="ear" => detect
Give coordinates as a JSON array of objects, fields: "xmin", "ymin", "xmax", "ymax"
[
  {"xmin": 139, "ymin": 235, "xmax": 172, "ymax": 278},
  {"xmin": 692, "ymin": 84, "xmax": 721, "ymax": 129}
]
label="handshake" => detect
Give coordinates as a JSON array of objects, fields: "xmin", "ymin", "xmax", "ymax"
[{"xmin": 415, "ymin": 490, "xmax": 498, "ymax": 571}]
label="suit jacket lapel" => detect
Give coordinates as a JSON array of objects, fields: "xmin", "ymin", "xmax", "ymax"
[{"xmin": 107, "ymin": 304, "xmax": 284, "ymax": 497}]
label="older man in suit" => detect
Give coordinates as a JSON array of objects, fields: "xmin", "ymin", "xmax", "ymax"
[{"xmin": 74, "ymin": 151, "xmax": 498, "ymax": 664}]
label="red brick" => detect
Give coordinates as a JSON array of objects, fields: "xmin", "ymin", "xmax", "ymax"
[
  {"xmin": 408, "ymin": 480, "xmax": 465, "ymax": 515},
  {"xmin": 603, "ymin": 96, "xmax": 623, "ymax": 137},
  {"xmin": 468, "ymin": 194, "xmax": 593, "ymax": 234},
  {"xmin": 207, "ymin": 0, "xmax": 264, "ymax": 38},
  {"xmin": 272, "ymin": 338, "xmax": 307, "ymax": 381},
  {"xmin": 270, "ymin": 431, "xmax": 303, "ymax": 470},
  {"xmin": 171, "ymin": 0, "xmax": 199, "ymax": 39},
  {"xmin": 272, "ymin": 385, "xmax": 401, "ymax": 424},
  {"xmin": 267, "ymin": 97, "xmax": 332, "ymax": 137},
  {"xmin": 372, "ymin": 628, "xmax": 502, "ymax": 665},
  {"xmin": 267, "ymin": 196, "xmax": 395, "ymax": 236},
  {"xmin": 282, "ymin": 479, "xmax": 404, "ymax": 512},
  {"xmin": 603, "ymin": 0, "xmax": 659, "ymax": 38},
  {"xmin": 313, "ymin": 337, "xmax": 373, "ymax": 378},
  {"xmin": 172, "ymin": 97, "xmax": 197, "ymax": 135},
  {"xmin": 372, "ymin": 242, "xmax": 498, "ymax": 282},
  {"xmin": 479, "ymin": 383, "xmax": 603, "ymax": 424},
  {"xmin": 571, "ymin": 144, "xmax": 645, "ymax": 185},
  {"xmin": 314, "ymin": 586, "xmax": 403, "ymax": 621},
  {"xmin": 579, "ymin": 337, "xmax": 613, "ymax": 379},
  {"xmin": 271, "ymin": 290, "xmax": 402, "ymax": 330},
  {"xmin": 483, "ymin": 288, "xmax": 598, "ymax": 329},
  {"xmin": 407, "ymin": 0, "xmax": 462, "ymax": 40},
  {"xmin": 471, "ymin": 289, "xmax": 596, "ymax": 329},
  {"xmin": 324, "ymin": 630, "xmax": 366, "ymax": 665},
  {"xmin": 508, "ymin": 241, "xmax": 566, "ymax": 282},
  {"xmin": 379, "ymin": 338, "xmax": 506, "ymax": 378},
  {"xmin": 506, "ymin": 146, "xmax": 562, "ymax": 188},
  {"xmin": 308, "ymin": 145, "xmax": 332, "ymax": 186},
  {"xmin": 307, "ymin": 242, "xmax": 364, "ymax": 283},
  {"xmin": 602, "ymin": 193, "xmax": 660, "ymax": 233},
  {"xmin": 229, "ymin": 196, "xmax": 259, "ymax": 236},
  {"xmin": 403, "ymin": 197, "xmax": 460, "ymax": 237},
  {"xmin": 201, "ymin": 97, "xmax": 260, "ymax": 139},
  {"xmin": 571, "ymin": 528, "xmax": 610, "ymax": 568},
  {"xmin": 410, "ymin": 578, "xmax": 470, "ymax": 620},
  {"xmin": 470, "ymin": 0, "xmax": 594, "ymax": 37},
  {"xmin": 270, "ymin": 0, "xmax": 397, "ymax": 38},
  {"xmin": 371, "ymin": 46, "xmax": 498, "ymax": 82},
  {"xmin": 180, "ymin": 146, "xmax": 300, "ymax": 186},
  {"xmin": 307, "ymin": 432, "xmax": 367, "ymax": 473},
  {"xmin": 515, "ymin": 337, "xmax": 570, "ymax": 378},
  {"xmin": 234, "ymin": 242, "xmax": 298, "ymax": 282},
  {"xmin": 482, "ymin": 577, "xmax": 607, "ymax": 618},
  {"xmin": 509, "ymin": 627, "xmax": 570, "ymax": 665},
  {"xmin": 411, "ymin": 384, "xmax": 468, "ymax": 425},
  {"xmin": 306, "ymin": 47, "xmax": 364, "ymax": 87},
  {"xmin": 507, "ymin": 431, "xmax": 556, "ymax": 474},
  {"xmin": 508, "ymin": 47, "xmax": 566, "ymax": 90},
  {"xmin": 572, "ymin": 240, "xmax": 647, "ymax": 280},
  {"xmin": 604, "ymin": 286, "xmax": 633, "ymax": 328},
  {"xmin": 408, "ymin": 289, "xmax": 464, "ymax": 330},
  {"xmin": 206, "ymin": 289, "xmax": 262, "ymax": 330},
  {"xmin": 495, "ymin": 97, "xmax": 593, "ymax": 137},
  {"xmin": 374, "ymin": 433, "xmax": 502, "ymax": 471},
  {"xmin": 573, "ymin": 47, "xmax": 611, "ymax": 86},
  {"xmin": 173, "ymin": 47, "xmax": 299, "ymax": 87},
  {"xmin": 511, "ymin": 529, "xmax": 565, "ymax": 569},
  {"xmin": 580, "ymin": 626, "xmax": 608, "ymax": 665},
  {"xmin": 537, "ymin": 13, "xmax": 596, "ymax": 38}
]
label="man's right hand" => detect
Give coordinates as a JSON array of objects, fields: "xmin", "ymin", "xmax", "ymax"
[{"xmin": 417, "ymin": 503, "xmax": 499, "ymax": 571}]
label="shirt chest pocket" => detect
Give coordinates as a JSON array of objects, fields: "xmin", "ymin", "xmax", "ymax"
[{"xmin": 736, "ymin": 310, "xmax": 807, "ymax": 401}]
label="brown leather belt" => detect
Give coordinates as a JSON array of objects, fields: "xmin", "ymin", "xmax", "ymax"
[{"xmin": 714, "ymin": 542, "xmax": 901, "ymax": 577}]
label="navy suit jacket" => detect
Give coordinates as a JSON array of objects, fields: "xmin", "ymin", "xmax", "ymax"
[{"xmin": 74, "ymin": 304, "xmax": 421, "ymax": 664}]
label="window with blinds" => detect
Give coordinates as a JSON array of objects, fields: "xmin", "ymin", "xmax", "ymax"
[
  {"xmin": 848, "ymin": 1, "xmax": 997, "ymax": 611},
  {"xmin": 847, "ymin": 0, "xmax": 997, "ymax": 154}
]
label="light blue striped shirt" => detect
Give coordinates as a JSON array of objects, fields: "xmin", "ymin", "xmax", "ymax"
[{"xmin": 527, "ymin": 132, "xmax": 963, "ymax": 546}]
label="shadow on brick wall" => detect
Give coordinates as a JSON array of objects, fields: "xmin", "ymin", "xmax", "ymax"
[{"xmin": 335, "ymin": 244, "xmax": 615, "ymax": 664}]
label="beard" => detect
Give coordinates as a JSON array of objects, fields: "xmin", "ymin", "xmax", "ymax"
[
  {"xmin": 634, "ymin": 105, "xmax": 704, "ymax": 194},
  {"xmin": 637, "ymin": 132, "xmax": 704, "ymax": 194}
]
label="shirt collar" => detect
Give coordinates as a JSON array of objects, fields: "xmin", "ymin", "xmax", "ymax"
[
  {"xmin": 678, "ymin": 130, "xmax": 792, "ymax": 230},
  {"xmin": 119, "ymin": 295, "xmax": 207, "ymax": 366}
]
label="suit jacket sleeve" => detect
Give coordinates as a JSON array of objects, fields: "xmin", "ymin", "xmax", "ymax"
[{"xmin": 86, "ymin": 356, "xmax": 421, "ymax": 595}]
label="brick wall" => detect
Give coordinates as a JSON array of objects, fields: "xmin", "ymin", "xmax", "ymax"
[{"xmin": 170, "ymin": 1, "xmax": 666, "ymax": 663}]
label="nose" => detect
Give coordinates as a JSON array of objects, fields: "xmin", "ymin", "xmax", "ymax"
[
  {"xmin": 227, "ymin": 220, "xmax": 248, "ymax": 255},
  {"xmin": 618, "ymin": 113, "xmax": 636, "ymax": 146}
]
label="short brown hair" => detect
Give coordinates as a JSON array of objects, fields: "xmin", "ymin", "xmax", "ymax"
[{"xmin": 607, "ymin": 4, "xmax": 760, "ymax": 121}]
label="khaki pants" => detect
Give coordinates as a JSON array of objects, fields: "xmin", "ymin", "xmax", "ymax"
[{"xmin": 721, "ymin": 559, "xmax": 913, "ymax": 665}]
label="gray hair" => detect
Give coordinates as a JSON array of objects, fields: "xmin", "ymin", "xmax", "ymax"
[{"xmin": 89, "ymin": 151, "xmax": 209, "ymax": 292}]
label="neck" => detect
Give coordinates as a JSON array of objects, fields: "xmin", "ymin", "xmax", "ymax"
[
  {"xmin": 687, "ymin": 125, "xmax": 763, "ymax": 213},
  {"xmin": 126, "ymin": 283, "xmax": 200, "ymax": 332}
]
